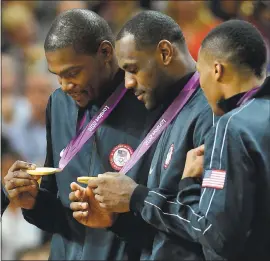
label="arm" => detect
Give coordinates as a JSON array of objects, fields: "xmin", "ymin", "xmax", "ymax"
[
  {"xmin": 132, "ymin": 119, "xmax": 256, "ymax": 258},
  {"xmin": 129, "ymin": 106, "xmax": 214, "ymax": 240},
  {"xmin": 22, "ymin": 96, "xmax": 70, "ymax": 237}
]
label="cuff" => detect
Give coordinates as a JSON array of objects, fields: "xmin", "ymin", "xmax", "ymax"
[
  {"xmin": 130, "ymin": 185, "xmax": 150, "ymax": 214},
  {"xmin": 1, "ymin": 186, "xmax": 10, "ymax": 215},
  {"xmin": 108, "ymin": 213, "xmax": 132, "ymax": 238},
  {"xmin": 179, "ymin": 177, "xmax": 201, "ymax": 191},
  {"xmin": 2, "ymin": 185, "xmax": 9, "ymax": 198},
  {"xmin": 23, "ymin": 188, "xmax": 52, "ymax": 212},
  {"xmin": 33, "ymin": 188, "xmax": 48, "ymax": 208}
]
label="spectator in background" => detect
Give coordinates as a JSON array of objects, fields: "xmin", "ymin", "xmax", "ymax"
[
  {"xmin": 166, "ymin": 1, "xmax": 221, "ymax": 60},
  {"xmin": 98, "ymin": 1, "xmax": 142, "ymax": 33},
  {"xmin": 10, "ymin": 73, "xmax": 54, "ymax": 166},
  {"xmin": 1, "ymin": 136, "xmax": 43, "ymax": 261},
  {"xmin": 2, "ymin": 3, "xmax": 45, "ymax": 94},
  {"xmin": 2, "ymin": 0, "xmax": 38, "ymax": 10},
  {"xmin": 2, "ymin": 54, "xmax": 32, "ymax": 145},
  {"xmin": 240, "ymin": 1, "xmax": 270, "ymax": 74},
  {"xmin": 210, "ymin": 0, "xmax": 270, "ymax": 74},
  {"xmin": 56, "ymin": 1, "xmax": 88, "ymax": 15},
  {"xmin": 209, "ymin": 0, "xmax": 242, "ymax": 20}
]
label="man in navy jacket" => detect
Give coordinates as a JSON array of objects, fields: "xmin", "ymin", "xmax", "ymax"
[
  {"xmin": 3, "ymin": 9, "xmax": 159, "ymax": 260},
  {"xmin": 80, "ymin": 11, "xmax": 215, "ymax": 261}
]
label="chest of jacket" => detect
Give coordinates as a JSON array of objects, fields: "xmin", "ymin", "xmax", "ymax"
[
  {"xmin": 49, "ymin": 89, "xmax": 159, "ymax": 207},
  {"xmin": 147, "ymin": 89, "xmax": 211, "ymax": 192}
]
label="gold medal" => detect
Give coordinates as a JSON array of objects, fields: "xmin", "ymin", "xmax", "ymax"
[{"xmin": 27, "ymin": 167, "xmax": 62, "ymax": 176}]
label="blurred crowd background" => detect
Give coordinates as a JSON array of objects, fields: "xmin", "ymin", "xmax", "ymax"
[{"xmin": 1, "ymin": 1, "xmax": 270, "ymax": 260}]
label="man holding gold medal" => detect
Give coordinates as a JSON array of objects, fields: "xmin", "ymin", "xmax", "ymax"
[
  {"xmin": 69, "ymin": 10, "xmax": 215, "ymax": 261},
  {"xmin": 3, "ymin": 9, "xmax": 160, "ymax": 261}
]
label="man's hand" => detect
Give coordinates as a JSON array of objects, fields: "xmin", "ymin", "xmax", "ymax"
[
  {"xmin": 3, "ymin": 161, "xmax": 40, "ymax": 209},
  {"xmin": 182, "ymin": 145, "xmax": 205, "ymax": 179},
  {"xmin": 69, "ymin": 182, "xmax": 115, "ymax": 228},
  {"xmin": 88, "ymin": 172, "xmax": 138, "ymax": 213}
]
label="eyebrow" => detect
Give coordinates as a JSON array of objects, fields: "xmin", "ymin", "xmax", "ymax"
[{"xmin": 48, "ymin": 66, "xmax": 82, "ymax": 76}]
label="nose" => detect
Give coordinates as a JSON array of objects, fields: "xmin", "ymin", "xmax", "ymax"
[
  {"xmin": 125, "ymin": 72, "xmax": 137, "ymax": 89},
  {"xmin": 60, "ymin": 78, "xmax": 74, "ymax": 92}
]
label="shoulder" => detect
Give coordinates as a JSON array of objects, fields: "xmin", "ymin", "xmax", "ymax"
[
  {"xmin": 49, "ymin": 88, "xmax": 74, "ymax": 107},
  {"xmin": 191, "ymin": 88, "xmax": 213, "ymax": 116},
  {"xmin": 217, "ymin": 99, "xmax": 257, "ymax": 135},
  {"xmin": 50, "ymin": 88, "xmax": 66, "ymax": 100},
  {"xmin": 191, "ymin": 88, "xmax": 214, "ymax": 127},
  {"xmin": 210, "ymin": 99, "xmax": 262, "ymax": 149}
]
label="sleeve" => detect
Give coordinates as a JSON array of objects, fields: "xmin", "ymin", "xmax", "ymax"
[
  {"xmin": 132, "ymin": 117, "xmax": 256, "ymax": 259},
  {"xmin": 108, "ymin": 212, "xmax": 155, "ymax": 249},
  {"xmin": 1, "ymin": 184, "xmax": 10, "ymax": 216},
  {"xmin": 22, "ymin": 96, "xmax": 70, "ymax": 237}
]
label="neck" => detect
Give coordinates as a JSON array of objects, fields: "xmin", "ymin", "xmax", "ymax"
[
  {"xmin": 92, "ymin": 62, "xmax": 122, "ymax": 107},
  {"xmin": 103, "ymin": 64, "xmax": 120, "ymax": 93},
  {"xmin": 223, "ymin": 75, "xmax": 264, "ymax": 99},
  {"xmin": 160, "ymin": 54, "xmax": 197, "ymax": 107},
  {"xmin": 168, "ymin": 51, "xmax": 196, "ymax": 87},
  {"xmin": 110, "ymin": 58, "xmax": 120, "ymax": 81}
]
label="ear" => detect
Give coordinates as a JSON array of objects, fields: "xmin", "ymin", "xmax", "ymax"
[
  {"xmin": 157, "ymin": 40, "xmax": 173, "ymax": 66},
  {"xmin": 97, "ymin": 40, "xmax": 113, "ymax": 63},
  {"xmin": 214, "ymin": 62, "xmax": 223, "ymax": 82}
]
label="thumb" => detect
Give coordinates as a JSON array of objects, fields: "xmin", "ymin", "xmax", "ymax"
[
  {"xmin": 86, "ymin": 186, "xmax": 95, "ymax": 198},
  {"xmin": 195, "ymin": 144, "xmax": 205, "ymax": 156},
  {"xmin": 70, "ymin": 182, "xmax": 84, "ymax": 192}
]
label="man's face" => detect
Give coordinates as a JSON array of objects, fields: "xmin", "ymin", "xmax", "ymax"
[
  {"xmin": 197, "ymin": 49, "xmax": 224, "ymax": 115},
  {"xmin": 115, "ymin": 34, "xmax": 168, "ymax": 110},
  {"xmin": 46, "ymin": 46, "xmax": 105, "ymax": 107}
]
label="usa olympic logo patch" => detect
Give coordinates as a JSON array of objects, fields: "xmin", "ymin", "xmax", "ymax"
[{"xmin": 109, "ymin": 144, "xmax": 134, "ymax": 171}]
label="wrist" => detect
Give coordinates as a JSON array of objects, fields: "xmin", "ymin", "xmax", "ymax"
[
  {"xmin": 130, "ymin": 185, "xmax": 150, "ymax": 214},
  {"xmin": 129, "ymin": 183, "xmax": 139, "ymax": 197},
  {"xmin": 182, "ymin": 166, "xmax": 197, "ymax": 179}
]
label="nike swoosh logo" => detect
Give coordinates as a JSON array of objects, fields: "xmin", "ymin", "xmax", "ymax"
[{"xmin": 60, "ymin": 149, "xmax": 64, "ymax": 157}]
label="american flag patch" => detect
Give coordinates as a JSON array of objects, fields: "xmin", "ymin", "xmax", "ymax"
[{"xmin": 202, "ymin": 169, "xmax": 226, "ymax": 189}]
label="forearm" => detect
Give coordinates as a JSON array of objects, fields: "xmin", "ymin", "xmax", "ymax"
[{"xmin": 130, "ymin": 178, "xmax": 254, "ymax": 259}]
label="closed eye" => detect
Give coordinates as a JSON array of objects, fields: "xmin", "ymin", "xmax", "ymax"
[
  {"xmin": 123, "ymin": 63, "xmax": 138, "ymax": 74},
  {"xmin": 67, "ymin": 70, "xmax": 80, "ymax": 78}
]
